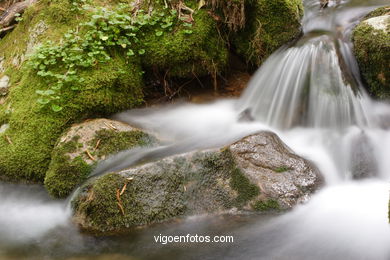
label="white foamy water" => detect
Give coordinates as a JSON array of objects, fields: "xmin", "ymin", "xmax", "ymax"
[{"xmin": 0, "ymin": 184, "xmax": 70, "ymax": 244}]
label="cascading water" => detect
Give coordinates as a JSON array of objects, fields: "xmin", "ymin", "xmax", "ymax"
[
  {"xmin": 0, "ymin": 0, "xmax": 389, "ymax": 259},
  {"xmin": 238, "ymin": 0, "xmax": 375, "ymax": 129}
]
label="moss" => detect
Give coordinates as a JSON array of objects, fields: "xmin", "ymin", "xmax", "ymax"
[
  {"xmin": 230, "ymin": 167, "xmax": 260, "ymax": 206},
  {"xmin": 45, "ymin": 128, "xmax": 154, "ymax": 198},
  {"xmin": 45, "ymin": 156, "xmax": 93, "ymax": 198},
  {"xmin": 0, "ymin": 0, "xmax": 88, "ymax": 76},
  {"xmin": 91, "ymin": 129, "xmax": 154, "ymax": 157},
  {"xmin": 364, "ymin": 6, "xmax": 390, "ymax": 19},
  {"xmin": 141, "ymin": 8, "xmax": 229, "ymax": 78},
  {"xmin": 73, "ymin": 168, "xmax": 187, "ymax": 234},
  {"xmin": 353, "ymin": 9, "xmax": 390, "ymax": 98},
  {"xmin": 0, "ymin": 53, "xmax": 143, "ymax": 183},
  {"xmin": 274, "ymin": 166, "xmax": 290, "ymax": 173},
  {"xmin": 232, "ymin": 0, "xmax": 303, "ymax": 66},
  {"xmin": 252, "ymin": 199, "xmax": 280, "ymax": 211}
]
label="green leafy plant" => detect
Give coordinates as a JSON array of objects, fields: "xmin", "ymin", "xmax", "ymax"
[{"xmin": 29, "ymin": 4, "xmax": 183, "ymax": 112}]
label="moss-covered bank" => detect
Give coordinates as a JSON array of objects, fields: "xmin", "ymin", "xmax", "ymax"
[
  {"xmin": 232, "ymin": 0, "xmax": 303, "ymax": 66},
  {"xmin": 353, "ymin": 7, "xmax": 390, "ymax": 98},
  {"xmin": 0, "ymin": 0, "xmax": 228, "ymax": 183}
]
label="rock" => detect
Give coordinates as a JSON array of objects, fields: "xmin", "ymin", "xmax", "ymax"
[
  {"xmin": 349, "ymin": 132, "xmax": 378, "ymax": 179},
  {"xmin": 44, "ymin": 119, "xmax": 156, "ymax": 198},
  {"xmin": 0, "ymin": 56, "xmax": 5, "ymax": 73},
  {"xmin": 72, "ymin": 131, "xmax": 322, "ymax": 234},
  {"xmin": 0, "ymin": 124, "xmax": 9, "ymax": 134},
  {"xmin": 0, "ymin": 75, "xmax": 9, "ymax": 95},
  {"xmin": 353, "ymin": 7, "xmax": 390, "ymax": 98}
]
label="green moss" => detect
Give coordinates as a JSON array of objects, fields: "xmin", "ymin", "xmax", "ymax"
[
  {"xmin": 73, "ymin": 168, "xmax": 186, "ymax": 234},
  {"xmin": 232, "ymin": 0, "xmax": 303, "ymax": 66},
  {"xmin": 230, "ymin": 167, "xmax": 260, "ymax": 207},
  {"xmin": 45, "ymin": 156, "xmax": 93, "ymax": 198},
  {"xmin": 252, "ymin": 199, "xmax": 280, "ymax": 211},
  {"xmin": 91, "ymin": 129, "xmax": 154, "ymax": 157},
  {"xmin": 45, "ymin": 128, "xmax": 154, "ymax": 198},
  {"xmin": 141, "ymin": 8, "xmax": 229, "ymax": 78},
  {"xmin": 353, "ymin": 12, "xmax": 390, "ymax": 98},
  {"xmin": 0, "ymin": 0, "xmax": 88, "ymax": 76},
  {"xmin": 364, "ymin": 6, "xmax": 390, "ymax": 19},
  {"xmin": 0, "ymin": 53, "xmax": 143, "ymax": 183},
  {"xmin": 274, "ymin": 166, "xmax": 290, "ymax": 173}
]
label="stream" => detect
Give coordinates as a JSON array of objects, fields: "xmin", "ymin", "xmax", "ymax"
[{"xmin": 1, "ymin": 0, "xmax": 390, "ymax": 259}]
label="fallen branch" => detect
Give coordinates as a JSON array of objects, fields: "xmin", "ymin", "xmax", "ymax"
[
  {"xmin": 0, "ymin": 24, "xmax": 15, "ymax": 33},
  {"xmin": 0, "ymin": 0, "xmax": 36, "ymax": 28}
]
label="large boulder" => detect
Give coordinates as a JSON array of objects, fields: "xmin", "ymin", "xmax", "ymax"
[
  {"xmin": 353, "ymin": 7, "xmax": 390, "ymax": 98},
  {"xmin": 44, "ymin": 119, "xmax": 156, "ymax": 198},
  {"xmin": 72, "ymin": 131, "xmax": 322, "ymax": 234}
]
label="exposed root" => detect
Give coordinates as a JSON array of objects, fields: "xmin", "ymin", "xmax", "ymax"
[
  {"xmin": 207, "ymin": 0, "xmax": 245, "ymax": 31},
  {"xmin": 0, "ymin": 0, "xmax": 36, "ymax": 28},
  {"xmin": 177, "ymin": 1, "xmax": 194, "ymax": 23},
  {"xmin": 0, "ymin": 24, "xmax": 15, "ymax": 33}
]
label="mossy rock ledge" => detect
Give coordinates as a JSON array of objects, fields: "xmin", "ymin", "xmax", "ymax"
[
  {"xmin": 72, "ymin": 131, "xmax": 323, "ymax": 234},
  {"xmin": 232, "ymin": 0, "xmax": 304, "ymax": 66},
  {"xmin": 44, "ymin": 118, "xmax": 156, "ymax": 198},
  {"xmin": 353, "ymin": 7, "xmax": 390, "ymax": 98}
]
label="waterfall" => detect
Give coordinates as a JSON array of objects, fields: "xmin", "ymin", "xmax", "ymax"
[{"xmin": 238, "ymin": 0, "xmax": 378, "ymax": 129}]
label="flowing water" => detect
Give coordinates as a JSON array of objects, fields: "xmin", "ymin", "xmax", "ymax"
[{"xmin": 1, "ymin": 0, "xmax": 390, "ymax": 259}]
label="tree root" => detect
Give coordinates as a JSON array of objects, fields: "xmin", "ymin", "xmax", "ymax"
[{"xmin": 0, "ymin": 0, "xmax": 36, "ymax": 28}]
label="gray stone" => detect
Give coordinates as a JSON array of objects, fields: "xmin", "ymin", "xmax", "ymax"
[
  {"xmin": 72, "ymin": 131, "xmax": 322, "ymax": 234},
  {"xmin": 0, "ymin": 75, "xmax": 10, "ymax": 96}
]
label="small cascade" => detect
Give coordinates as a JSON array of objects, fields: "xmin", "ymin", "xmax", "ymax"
[
  {"xmin": 237, "ymin": 0, "xmax": 380, "ymax": 130},
  {"xmin": 238, "ymin": 35, "xmax": 371, "ymax": 129}
]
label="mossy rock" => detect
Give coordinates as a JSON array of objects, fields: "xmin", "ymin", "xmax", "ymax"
[
  {"xmin": 140, "ymin": 8, "xmax": 229, "ymax": 78},
  {"xmin": 44, "ymin": 119, "xmax": 156, "ymax": 198},
  {"xmin": 353, "ymin": 7, "xmax": 390, "ymax": 99},
  {"xmin": 232, "ymin": 0, "xmax": 303, "ymax": 66},
  {"xmin": 0, "ymin": 54, "xmax": 143, "ymax": 183},
  {"xmin": 72, "ymin": 131, "xmax": 322, "ymax": 234}
]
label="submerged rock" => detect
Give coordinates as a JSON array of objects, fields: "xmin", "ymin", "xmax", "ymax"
[
  {"xmin": 353, "ymin": 7, "xmax": 390, "ymax": 98},
  {"xmin": 44, "ymin": 119, "xmax": 156, "ymax": 198},
  {"xmin": 72, "ymin": 131, "xmax": 322, "ymax": 234},
  {"xmin": 349, "ymin": 132, "xmax": 378, "ymax": 179}
]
